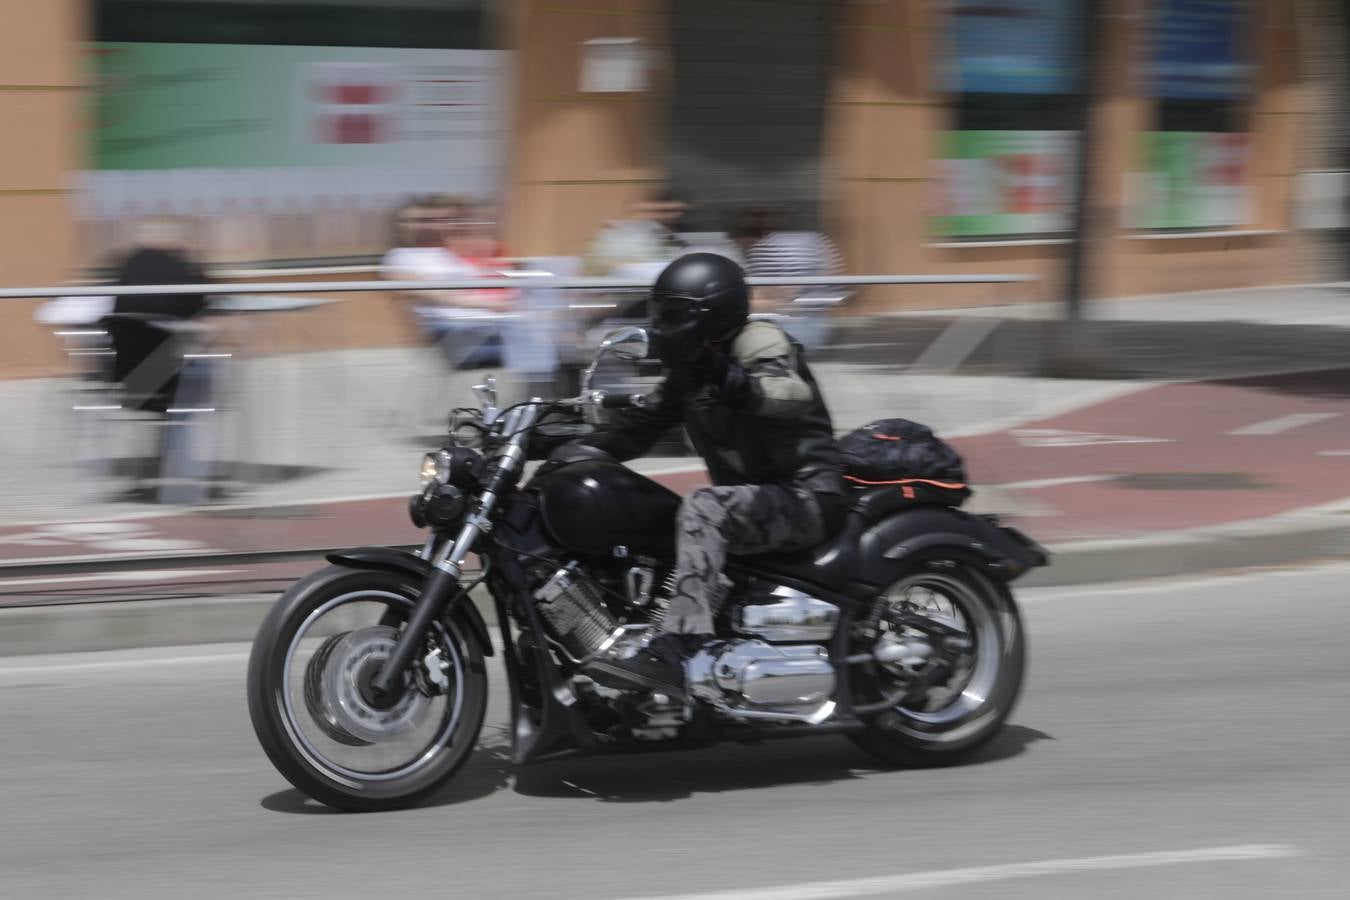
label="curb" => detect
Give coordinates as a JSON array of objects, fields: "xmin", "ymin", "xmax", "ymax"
[
  {"xmin": 1021, "ymin": 509, "xmax": 1350, "ymax": 587},
  {"xmin": 4, "ymin": 512, "xmax": 1350, "ymax": 657},
  {"xmin": 0, "ymin": 592, "xmax": 498, "ymax": 659}
]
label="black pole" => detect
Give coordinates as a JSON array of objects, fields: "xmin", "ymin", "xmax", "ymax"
[{"xmin": 1063, "ymin": 0, "xmax": 1106, "ymax": 322}]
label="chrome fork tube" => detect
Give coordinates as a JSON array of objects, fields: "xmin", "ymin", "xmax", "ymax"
[{"xmin": 372, "ymin": 403, "xmax": 539, "ymax": 700}]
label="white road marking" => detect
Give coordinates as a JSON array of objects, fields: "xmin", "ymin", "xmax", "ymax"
[
  {"xmin": 1317, "ymin": 449, "xmax": 1350, "ymax": 456},
  {"xmin": 0, "ymin": 521, "xmax": 208, "ymax": 554},
  {"xmin": 622, "ymin": 845, "xmax": 1302, "ymax": 900},
  {"xmin": 0, "ymin": 568, "xmax": 237, "ymax": 588},
  {"xmin": 998, "ymin": 474, "xmax": 1114, "ymax": 491},
  {"xmin": 1227, "ymin": 412, "xmax": 1340, "ymax": 436},
  {"xmin": 87, "ymin": 537, "xmax": 206, "ymax": 552},
  {"xmin": 0, "ymin": 652, "xmax": 249, "ymax": 677},
  {"xmin": 1012, "ymin": 428, "xmax": 1173, "ymax": 448},
  {"xmin": 942, "ymin": 382, "xmax": 1161, "ymax": 440},
  {"xmin": 43, "ymin": 522, "xmax": 148, "ymax": 535},
  {"xmin": 909, "ymin": 317, "xmax": 1000, "ymax": 373}
]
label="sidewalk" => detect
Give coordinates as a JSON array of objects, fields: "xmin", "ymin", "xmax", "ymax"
[
  {"xmin": 891, "ymin": 281, "xmax": 1350, "ymax": 326},
  {"xmin": 5, "ymin": 282, "xmax": 1350, "ymax": 591},
  {"xmin": 3, "ymin": 365, "xmax": 1347, "ymax": 562}
]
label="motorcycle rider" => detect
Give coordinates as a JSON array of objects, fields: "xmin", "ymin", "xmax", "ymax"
[{"xmin": 580, "ymin": 252, "xmax": 848, "ymax": 698}]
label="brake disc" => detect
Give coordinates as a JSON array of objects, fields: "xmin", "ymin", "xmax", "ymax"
[{"xmin": 310, "ymin": 626, "xmax": 434, "ymax": 745}]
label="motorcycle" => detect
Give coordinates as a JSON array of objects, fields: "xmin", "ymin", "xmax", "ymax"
[{"xmin": 247, "ymin": 327, "xmax": 1049, "ymax": 811}]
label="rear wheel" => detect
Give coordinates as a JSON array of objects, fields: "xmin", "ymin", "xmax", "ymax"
[
  {"xmin": 849, "ymin": 561, "xmax": 1024, "ymax": 766},
  {"xmin": 247, "ymin": 566, "xmax": 488, "ymax": 811}
]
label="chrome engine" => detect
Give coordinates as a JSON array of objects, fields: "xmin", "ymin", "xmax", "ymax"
[
  {"xmin": 684, "ymin": 582, "xmax": 842, "ymax": 723},
  {"xmin": 538, "ymin": 565, "xmax": 843, "ymax": 725},
  {"xmin": 533, "ymin": 565, "xmax": 619, "ymax": 662},
  {"xmin": 733, "ymin": 585, "xmax": 839, "ymax": 642},
  {"xmin": 688, "ymin": 640, "xmax": 836, "ymax": 723}
]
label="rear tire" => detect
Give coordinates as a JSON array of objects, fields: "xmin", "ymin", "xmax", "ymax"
[
  {"xmin": 849, "ymin": 561, "xmax": 1024, "ymax": 767},
  {"xmin": 247, "ymin": 566, "xmax": 488, "ymax": 811}
]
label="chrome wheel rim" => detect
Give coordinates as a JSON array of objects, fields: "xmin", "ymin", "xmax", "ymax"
[
  {"xmin": 875, "ymin": 570, "xmax": 1002, "ymax": 728},
  {"xmin": 279, "ymin": 591, "xmax": 465, "ymax": 785}
]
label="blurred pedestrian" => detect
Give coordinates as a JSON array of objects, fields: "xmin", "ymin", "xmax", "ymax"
[
  {"xmin": 731, "ymin": 206, "xmax": 848, "ymax": 349},
  {"xmin": 102, "ymin": 217, "xmax": 217, "ymax": 500},
  {"xmin": 451, "ymin": 200, "xmax": 509, "ymax": 265},
  {"xmin": 105, "ymin": 217, "xmax": 212, "ymax": 408},
  {"xmin": 112, "ymin": 217, "xmax": 210, "ymax": 320},
  {"xmin": 584, "ymin": 189, "xmax": 689, "ymax": 279},
  {"xmin": 381, "ymin": 195, "xmax": 509, "ymax": 370}
]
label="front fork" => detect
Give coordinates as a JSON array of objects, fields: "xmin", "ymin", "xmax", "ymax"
[{"xmin": 370, "ymin": 403, "xmax": 537, "ymax": 700}]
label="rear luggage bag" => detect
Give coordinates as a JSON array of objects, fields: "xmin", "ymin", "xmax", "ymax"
[{"xmin": 839, "ymin": 418, "xmax": 971, "ymax": 508}]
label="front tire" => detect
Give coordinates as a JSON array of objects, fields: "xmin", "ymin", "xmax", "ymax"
[
  {"xmin": 247, "ymin": 566, "xmax": 488, "ymax": 811},
  {"xmin": 849, "ymin": 561, "xmax": 1024, "ymax": 767}
]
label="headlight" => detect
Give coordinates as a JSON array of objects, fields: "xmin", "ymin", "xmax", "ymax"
[
  {"xmin": 420, "ymin": 451, "xmax": 450, "ymax": 489},
  {"xmin": 423, "ymin": 484, "xmax": 468, "ymax": 528}
]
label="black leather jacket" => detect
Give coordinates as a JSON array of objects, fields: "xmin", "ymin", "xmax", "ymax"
[{"xmin": 584, "ymin": 320, "xmax": 846, "ymax": 509}]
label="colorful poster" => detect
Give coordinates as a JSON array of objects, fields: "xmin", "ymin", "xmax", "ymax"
[
  {"xmin": 934, "ymin": 130, "xmax": 1076, "ymax": 237},
  {"xmin": 82, "ymin": 42, "xmax": 508, "ymax": 263},
  {"xmin": 1148, "ymin": 0, "xmax": 1251, "ymax": 100},
  {"xmin": 1134, "ymin": 132, "xmax": 1250, "ymax": 229},
  {"xmin": 943, "ymin": 0, "xmax": 1079, "ymax": 95}
]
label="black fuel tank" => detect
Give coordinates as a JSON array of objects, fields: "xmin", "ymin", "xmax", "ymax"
[{"xmin": 531, "ymin": 459, "xmax": 680, "ymax": 557}]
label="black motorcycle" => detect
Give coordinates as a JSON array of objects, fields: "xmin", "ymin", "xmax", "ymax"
[{"xmin": 247, "ymin": 327, "xmax": 1048, "ymax": 811}]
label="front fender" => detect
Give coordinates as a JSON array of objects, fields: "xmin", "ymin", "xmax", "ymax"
[
  {"xmin": 325, "ymin": 547, "xmax": 494, "ymax": 656},
  {"xmin": 855, "ymin": 507, "xmax": 1047, "ymax": 588}
]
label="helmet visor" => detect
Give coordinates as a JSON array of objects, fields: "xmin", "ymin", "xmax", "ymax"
[{"xmin": 651, "ymin": 297, "xmax": 701, "ymax": 334}]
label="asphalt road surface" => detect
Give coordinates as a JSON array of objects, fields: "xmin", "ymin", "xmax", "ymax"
[{"xmin": 2, "ymin": 564, "xmax": 1348, "ymax": 899}]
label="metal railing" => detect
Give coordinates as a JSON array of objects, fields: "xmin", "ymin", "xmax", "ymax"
[
  {"xmin": 0, "ymin": 272, "xmax": 1036, "ymax": 301},
  {"xmin": 2, "ymin": 270, "xmax": 1037, "ymax": 587}
]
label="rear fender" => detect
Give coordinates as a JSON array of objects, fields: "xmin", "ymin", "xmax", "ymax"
[
  {"xmin": 855, "ymin": 507, "xmax": 1046, "ymax": 588},
  {"xmin": 325, "ymin": 547, "xmax": 494, "ymax": 656}
]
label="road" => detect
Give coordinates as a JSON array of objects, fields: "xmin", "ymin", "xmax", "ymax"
[{"xmin": 1, "ymin": 565, "xmax": 1348, "ymax": 899}]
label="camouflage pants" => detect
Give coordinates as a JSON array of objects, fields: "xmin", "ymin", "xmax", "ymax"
[{"xmin": 662, "ymin": 484, "xmax": 825, "ymax": 634}]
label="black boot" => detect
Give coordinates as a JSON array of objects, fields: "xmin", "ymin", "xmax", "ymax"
[{"xmin": 582, "ymin": 633, "xmax": 709, "ymax": 699}]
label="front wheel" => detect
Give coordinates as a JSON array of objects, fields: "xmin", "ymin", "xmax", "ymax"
[
  {"xmin": 849, "ymin": 561, "xmax": 1024, "ymax": 767},
  {"xmin": 247, "ymin": 566, "xmax": 488, "ymax": 811}
]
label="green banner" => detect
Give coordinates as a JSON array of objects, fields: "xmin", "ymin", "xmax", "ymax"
[
  {"xmin": 92, "ymin": 42, "xmax": 503, "ymax": 170},
  {"xmin": 1135, "ymin": 131, "xmax": 1249, "ymax": 230}
]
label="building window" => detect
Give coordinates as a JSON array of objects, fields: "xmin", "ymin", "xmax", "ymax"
[
  {"xmin": 1133, "ymin": 0, "xmax": 1254, "ymax": 231},
  {"xmin": 934, "ymin": 0, "xmax": 1081, "ymax": 239}
]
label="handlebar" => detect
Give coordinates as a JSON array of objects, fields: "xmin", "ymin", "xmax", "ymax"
[{"xmin": 600, "ymin": 392, "xmax": 645, "ymax": 410}]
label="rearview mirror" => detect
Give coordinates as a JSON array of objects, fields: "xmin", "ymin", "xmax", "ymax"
[{"xmin": 601, "ymin": 326, "xmax": 650, "ymax": 362}]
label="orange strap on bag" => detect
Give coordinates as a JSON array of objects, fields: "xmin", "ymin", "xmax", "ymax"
[{"xmin": 844, "ymin": 475, "xmax": 969, "ymax": 490}]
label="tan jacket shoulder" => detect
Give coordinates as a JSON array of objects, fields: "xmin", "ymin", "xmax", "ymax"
[{"xmin": 729, "ymin": 319, "xmax": 792, "ymax": 367}]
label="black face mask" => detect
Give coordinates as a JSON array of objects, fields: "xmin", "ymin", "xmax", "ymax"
[{"xmin": 651, "ymin": 299, "xmax": 705, "ymax": 366}]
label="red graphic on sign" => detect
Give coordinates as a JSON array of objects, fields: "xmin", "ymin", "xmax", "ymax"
[{"xmin": 308, "ymin": 64, "xmax": 397, "ymax": 145}]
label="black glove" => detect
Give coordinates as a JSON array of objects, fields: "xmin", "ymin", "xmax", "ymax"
[{"xmin": 682, "ymin": 345, "xmax": 751, "ymax": 409}]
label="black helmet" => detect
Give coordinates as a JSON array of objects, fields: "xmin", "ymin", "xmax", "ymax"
[{"xmin": 649, "ymin": 252, "xmax": 749, "ymax": 365}]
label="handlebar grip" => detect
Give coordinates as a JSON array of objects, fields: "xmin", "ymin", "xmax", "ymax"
[{"xmin": 600, "ymin": 392, "xmax": 642, "ymax": 409}]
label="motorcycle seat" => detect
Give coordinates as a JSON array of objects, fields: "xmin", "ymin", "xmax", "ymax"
[
  {"xmin": 731, "ymin": 488, "xmax": 966, "ymax": 592},
  {"xmin": 850, "ymin": 484, "xmax": 969, "ymax": 524}
]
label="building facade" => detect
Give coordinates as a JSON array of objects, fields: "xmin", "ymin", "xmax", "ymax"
[
  {"xmin": 1, "ymin": 0, "xmax": 1346, "ymax": 376},
  {"xmin": 507, "ymin": 0, "xmax": 1348, "ymax": 311}
]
